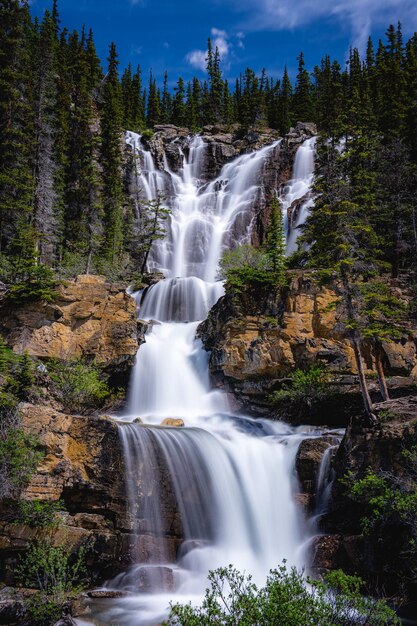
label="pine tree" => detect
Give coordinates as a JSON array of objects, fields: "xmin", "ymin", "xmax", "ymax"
[
  {"xmin": 32, "ymin": 9, "xmax": 61, "ymax": 265},
  {"xmin": 264, "ymin": 193, "xmax": 286, "ymax": 282},
  {"xmin": 293, "ymin": 52, "xmax": 313, "ymax": 123},
  {"xmin": 172, "ymin": 77, "xmax": 186, "ymax": 127},
  {"xmin": 161, "ymin": 71, "xmax": 172, "ymax": 123},
  {"xmin": 146, "ymin": 70, "xmax": 161, "ymax": 127},
  {"xmin": 138, "ymin": 193, "xmax": 171, "ymax": 273},
  {"xmin": 278, "ymin": 67, "xmax": 292, "ymax": 134},
  {"xmin": 100, "ymin": 42, "xmax": 124, "ymax": 263},
  {"xmin": 205, "ymin": 39, "xmax": 223, "ymax": 123},
  {"xmin": 0, "ymin": 0, "xmax": 34, "ymax": 268}
]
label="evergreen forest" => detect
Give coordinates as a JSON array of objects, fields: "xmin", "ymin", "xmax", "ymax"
[{"xmin": 1, "ymin": 0, "xmax": 417, "ymax": 285}]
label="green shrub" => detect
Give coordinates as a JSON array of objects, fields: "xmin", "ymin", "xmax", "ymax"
[
  {"xmin": 343, "ymin": 450, "xmax": 417, "ymax": 582},
  {"xmin": 6, "ymin": 262, "xmax": 58, "ymax": 304},
  {"xmin": 17, "ymin": 539, "xmax": 86, "ymax": 626},
  {"xmin": 49, "ymin": 359, "xmax": 111, "ymax": 413},
  {"xmin": 269, "ymin": 364, "xmax": 336, "ymax": 408},
  {"xmin": 17, "ymin": 499, "xmax": 66, "ymax": 528},
  {"xmin": 166, "ymin": 563, "xmax": 399, "ymax": 626},
  {"xmin": 0, "ymin": 428, "xmax": 43, "ymax": 498},
  {"xmin": 219, "ymin": 244, "xmax": 277, "ymax": 292},
  {"xmin": 141, "ymin": 128, "xmax": 154, "ymax": 140}
]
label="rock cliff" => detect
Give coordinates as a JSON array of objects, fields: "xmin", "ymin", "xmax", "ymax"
[
  {"xmin": 310, "ymin": 396, "xmax": 417, "ymax": 602},
  {"xmin": 198, "ymin": 271, "xmax": 417, "ymax": 420},
  {"xmin": 0, "ymin": 405, "xmax": 184, "ymax": 586},
  {"xmin": 0, "ymin": 275, "xmax": 139, "ymax": 386}
]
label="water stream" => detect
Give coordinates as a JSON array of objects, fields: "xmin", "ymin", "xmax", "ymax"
[
  {"xmin": 280, "ymin": 136, "xmax": 316, "ymax": 255},
  {"xmin": 88, "ymin": 132, "xmax": 320, "ymax": 625}
]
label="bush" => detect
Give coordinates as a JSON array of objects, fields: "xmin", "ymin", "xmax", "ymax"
[
  {"xmin": 0, "ymin": 427, "xmax": 43, "ymax": 499},
  {"xmin": 17, "ymin": 499, "xmax": 66, "ymax": 528},
  {"xmin": 49, "ymin": 359, "xmax": 111, "ymax": 413},
  {"xmin": 166, "ymin": 563, "xmax": 399, "ymax": 626},
  {"xmin": 219, "ymin": 244, "xmax": 277, "ymax": 292},
  {"xmin": 17, "ymin": 539, "xmax": 86, "ymax": 626},
  {"xmin": 6, "ymin": 262, "xmax": 58, "ymax": 304},
  {"xmin": 269, "ymin": 364, "xmax": 337, "ymax": 408},
  {"xmin": 343, "ymin": 452, "xmax": 417, "ymax": 582}
]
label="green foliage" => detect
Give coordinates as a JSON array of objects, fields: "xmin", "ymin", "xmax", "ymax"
[
  {"xmin": 141, "ymin": 128, "xmax": 154, "ymax": 140},
  {"xmin": 17, "ymin": 539, "xmax": 86, "ymax": 626},
  {"xmin": 17, "ymin": 539, "xmax": 85, "ymax": 594},
  {"xmin": 166, "ymin": 563, "xmax": 399, "ymax": 626},
  {"xmin": 264, "ymin": 193, "xmax": 286, "ymax": 282},
  {"xmin": 6, "ymin": 261, "xmax": 58, "ymax": 304},
  {"xmin": 269, "ymin": 365, "xmax": 337, "ymax": 408},
  {"xmin": 17, "ymin": 499, "xmax": 66, "ymax": 528},
  {"xmin": 0, "ymin": 428, "xmax": 43, "ymax": 499},
  {"xmin": 219, "ymin": 244, "xmax": 277, "ymax": 293},
  {"xmin": 48, "ymin": 359, "xmax": 111, "ymax": 413},
  {"xmin": 358, "ymin": 280, "xmax": 407, "ymax": 342},
  {"xmin": 137, "ymin": 193, "xmax": 172, "ymax": 274},
  {"xmin": 343, "ymin": 449, "xmax": 417, "ymax": 581}
]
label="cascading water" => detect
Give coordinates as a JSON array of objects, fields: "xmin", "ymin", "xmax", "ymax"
[
  {"xmin": 88, "ymin": 133, "xmax": 318, "ymax": 626},
  {"xmin": 281, "ymin": 136, "xmax": 316, "ymax": 255}
]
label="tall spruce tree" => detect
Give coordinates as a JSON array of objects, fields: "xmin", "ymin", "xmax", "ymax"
[{"xmin": 100, "ymin": 42, "xmax": 124, "ymax": 264}]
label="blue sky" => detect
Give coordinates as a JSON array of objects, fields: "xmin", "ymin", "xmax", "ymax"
[{"xmin": 31, "ymin": 0, "xmax": 417, "ymax": 86}]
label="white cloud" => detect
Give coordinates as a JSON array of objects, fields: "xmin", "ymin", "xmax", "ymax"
[
  {"xmin": 186, "ymin": 27, "xmax": 232, "ymax": 71},
  {"xmin": 186, "ymin": 49, "xmax": 207, "ymax": 71},
  {"xmin": 225, "ymin": 0, "xmax": 417, "ymax": 52},
  {"xmin": 211, "ymin": 27, "xmax": 230, "ymax": 56}
]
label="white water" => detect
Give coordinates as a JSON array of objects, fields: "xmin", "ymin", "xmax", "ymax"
[
  {"xmin": 281, "ymin": 136, "xmax": 316, "ymax": 255},
  {"xmin": 92, "ymin": 133, "xmax": 319, "ymax": 626}
]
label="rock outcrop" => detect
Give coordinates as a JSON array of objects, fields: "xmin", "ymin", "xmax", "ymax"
[
  {"xmin": 0, "ymin": 275, "xmax": 139, "ymax": 385},
  {"xmin": 311, "ymin": 396, "xmax": 417, "ymax": 597},
  {"xmin": 198, "ymin": 271, "xmax": 417, "ymax": 420},
  {"xmin": 0, "ymin": 404, "xmax": 184, "ymax": 586}
]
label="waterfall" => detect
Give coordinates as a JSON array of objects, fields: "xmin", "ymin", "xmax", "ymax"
[
  {"xmin": 281, "ymin": 136, "xmax": 316, "ymax": 255},
  {"xmin": 91, "ymin": 133, "xmax": 316, "ymax": 626},
  {"xmin": 315, "ymin": 444, "xmax": 338, "ymax": 516}
]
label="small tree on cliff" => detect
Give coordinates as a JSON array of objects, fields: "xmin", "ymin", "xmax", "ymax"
[
  {"xmin": 264, "ymin": 193, "xmax": 287, "ymax": 283},
  {"xmin": 358, "ymin": 280, "xmax": 408, "ymax": 401},
  {"xmin": 138, "ymin": 193, "xmax": 171, "ymax": 274}
]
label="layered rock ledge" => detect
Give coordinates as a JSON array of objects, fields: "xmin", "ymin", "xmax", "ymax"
[
  {"xmin": 198, "ymin": 271, "xmax": 417, "ymax": 421},
  {"xmin": 0, "ymin": 275, "xmax": 139, "ymax": 385}
]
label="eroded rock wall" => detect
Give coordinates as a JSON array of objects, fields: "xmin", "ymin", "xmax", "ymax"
[
  {"xmin": 0, "ymin": 275, "xmax": 139, "ymax": 385},
  {"xmin": 198, "ymin": 271, "xmax": 417, "ymax": 418}
]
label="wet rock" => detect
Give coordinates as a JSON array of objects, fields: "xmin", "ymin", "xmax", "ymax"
[
  {"xmin": 87, "ymin": 590, "xmax": 129, "ymax": 599},
  {"xmin": 53, "ymin": 601, "xmax": 77, "ymax": 626},
  {"xmin": 161, "ymin": 418, "xmax": 184, "ymax": 427},
  {"xmin": 0, "ymin": 588, "xmax": 25, "ymax": 625},
  {"xmin": 310, "ymin": 534, "xmax": 365, "ymax": 577},
  {"xmin": 133, "ymin": 566, "xmax": 175, "ymax": 592},
  {"xmin": 177, "ymin": 539, "xmax": 209, "ymax": 559},
  {"xmin": 296, "ymin": 436, "xmax": 338, "ymax": 495}
]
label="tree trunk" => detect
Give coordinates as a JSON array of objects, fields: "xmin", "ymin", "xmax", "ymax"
[
  {"xmin": 340, "ymin": 265, "xmax": 377, "ymax": 425},
  {"xmin": 85, "ymin": 246, "xmax": 93, "ymax": 275},
  {"xmin": 374, "ymin": 340, "xmax": 390, "ymax": 401}
]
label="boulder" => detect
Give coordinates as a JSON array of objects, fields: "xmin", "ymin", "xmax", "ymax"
[
  {"xmin": 161, "ymin": 418, "xmax": 184, "ymax": 428},
  {"xmin": 295, "ymin": 436, "xmax": 338, "ymax": 495},
  {"xmin": 133, "ymin": 565, "xmax": 175, "ymax": 592}
]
